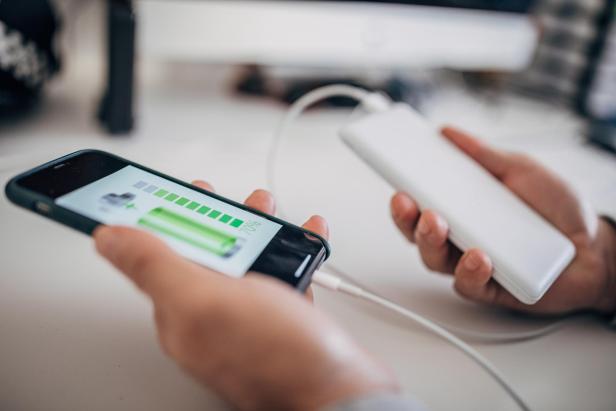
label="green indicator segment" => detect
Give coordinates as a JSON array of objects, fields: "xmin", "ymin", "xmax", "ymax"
[
  {"xmin": 176, "ymin": 197, "xmax": 190, "ymax": 206},
  {"xmin": 219, "ymin": 214, "xmax": 233, "ymax": 224},
  {"xmin": 208, "ymin": 210, "xmax": 222, "ymax": 219},
  {"xmin": 186, "ymin": 201, "xmax": 200, "ymax": 210},
  {"xmin": 197, "ymin": 206, "xmax": 211, "ymax": 215},
  {"xmin": 147, "ymin": 184, "xmax": 244, "ymax": 228},
  {"xmin": 138, "ymin": 207, "xmax": 241, "ymax": 257}
]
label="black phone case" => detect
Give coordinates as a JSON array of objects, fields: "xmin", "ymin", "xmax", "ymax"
[{"xmin": 4, "ymin": 149, "xmax": 330, "ymax": 291}]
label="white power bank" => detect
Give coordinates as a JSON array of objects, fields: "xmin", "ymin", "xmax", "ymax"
[{"xmin": 340, "ymin": 105, "xmax": 575, "ymax": 304}]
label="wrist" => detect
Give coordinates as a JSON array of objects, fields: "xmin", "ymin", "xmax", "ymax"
[{"xmin": 594, "ymin": 218, "xmax": 616, "ymax": 314}]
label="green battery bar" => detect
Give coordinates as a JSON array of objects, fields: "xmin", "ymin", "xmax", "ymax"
[
  {"xmin": 138, "ymin": 207, "xmax": 243, "ymax": 258},
  {"xmin": 139, "ymin": 181, "xmax": 245, "ymax": 228}
]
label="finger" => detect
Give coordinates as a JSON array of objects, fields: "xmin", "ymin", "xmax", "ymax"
[
  {"xmin": 441, "ymin": 127, "xmax": 513, "ymax": 179},
  {"xmin": 244, "ymin": 189, "xmax": 276, "ymax": 215},
  {"xmin": 452, "ymin": 249, "xmax": 528, "ymax": 310},
  {"xmin": 301, "ymin": 215, "xmax": 329, "ymax": 240},
  {"xmin": 305, "ymin": 286, "xmax": 315, "ymax": 303},
  {"xmin": 302, "ymin": 216, "xmax": 328, "ymax": 301},
  {"xmin": 415, "ymin": 210, "xmax": 460, "ymax": 273},
  {"xmin": 391, "ymin": 192, "xmax": 420, "ymax": 243},
  {"xmin": 452, "ymin": 249, "xmax": 494, "ymax": 301},
  {"xmin": 191, "ymin": 180, "xmax": 215, "ymax": 192},
  {"xmin": 94, "ymin": 226, "xmax": 219, "ymax": 300}
]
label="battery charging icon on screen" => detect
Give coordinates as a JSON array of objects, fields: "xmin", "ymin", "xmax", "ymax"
[{"xmin": 138, "ymin": 207, "xmax": 244, "ymax": 258}]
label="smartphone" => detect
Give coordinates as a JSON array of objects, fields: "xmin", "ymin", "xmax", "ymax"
[
  {"xmin": 341, "ymin": 105, "xmax": 576, "ymax": 304},
  {"xmin": 5, "ymin": 150, "xmax": 330, "ymax": 291}
]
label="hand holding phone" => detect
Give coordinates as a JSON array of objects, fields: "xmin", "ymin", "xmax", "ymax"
[
  {"xmin": 5, "ymin": 152, "xmax": 394, "ymax": 410},
  {"xmin": 92, "ymin": 188, "xmax": 396, "ymax": 411}
]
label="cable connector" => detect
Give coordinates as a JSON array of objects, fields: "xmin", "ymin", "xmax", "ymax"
[
  {"xmin": 313, "ymin": 270, "xmax": 365, "ymax": 297},
  {"xmin": 359, "ymin": 92, "xmax": 392, "ymax": 114},
  {"xmin": 312, "ymin": 270, "xmax": 343, "ymax": 291}
]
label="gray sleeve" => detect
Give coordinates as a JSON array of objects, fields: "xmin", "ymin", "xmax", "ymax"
[{"xmin": 321, "ymin": 393, "xmax": 426, "ymax": 411}]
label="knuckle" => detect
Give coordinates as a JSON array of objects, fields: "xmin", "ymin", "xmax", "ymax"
[
  {"xmin": 167, "ymin": 302, "xmax": 206, "ymax": 354},
  {"xmin": 173, "ymin": 296, "xmax": 223, "ymax": 338},
  {"xmin": 152, "ymin": 306, "xmax": 174, "ymax": 357},
  {"xmin": 511, "ymin": 153, "xmax": 535, "ymax": 167},
  {"xmin": 154, "ymin": 305, "xmax": 181, "ymax": 358},
  {"xmin": 412, "ymin": 228, "xmax": 421, "ymax": 243},
  {"xmin": 415, "ymin": 231, "xmax": 433, "ymax": 248},
  {"xmin": 453, "ymin": 276, "xmax": 491, "ymax": 304},
  {"xmin": 453, "ymin": 281, "xmax": 471, "ymax": 299},
  {"xmin": 127, "ymin": 250, "xmax": 161, "ymax": 289},
  {"xmin": 153, "ymin": 306, "xmax": 168, "ymax": 329},
  {"xmin": 174, "ymin": 298, "xmax": 206, "ymax": 326},
  {"xmin": 152, "ymin": 289, "xmax": 229, "ymax": 362},
  {"xmin": 420, "ymin": 254, "xmax": 443, "ymax": 272},
  {"xmin": 453, "ymin": 276, "xmax": 479, "ymax": 300}
]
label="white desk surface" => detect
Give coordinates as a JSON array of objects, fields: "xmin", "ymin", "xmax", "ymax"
[{"xmin": 1, "ymin": 62, "xmax": 615, "ymax": 411}]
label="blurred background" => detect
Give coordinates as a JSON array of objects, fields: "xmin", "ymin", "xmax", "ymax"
[
  {"xmin": 1, "ymin": 0, "xmax": 615, "ymax": 214},
  {"xmin": 1, "ymin": 0, "xmax": 616, "ymax": 135},
  {"xmin": 1, "ymin": 2, "xmax": 616, "ymax": 410}
]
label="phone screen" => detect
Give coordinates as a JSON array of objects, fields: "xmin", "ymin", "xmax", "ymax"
[{"xmin": 56, "ymin": 165, "xmax": 282, "ymax": 278}]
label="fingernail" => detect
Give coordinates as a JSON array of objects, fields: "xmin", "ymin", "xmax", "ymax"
[
  {"xmin": 464, "ymin": 254, "xmax": 480, "ymax": 271},
  {"xmin": 417, "ymin": 218, "xmax": 430, "ymax": 235},
  {"xmin": 391, "ymin": 207, "xmax": 401, "ymax": 221},
  {"xmin": 391, "ymin": 197, "xmax": 403, "ymax": 220}
]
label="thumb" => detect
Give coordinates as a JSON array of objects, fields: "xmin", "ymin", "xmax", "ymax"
[
  {"xmin": 94, "ymin": 225, "xmax": 216, "ymax": 300},
  {"xmin": 441, "ymin": 126, "xmax": 512, "ymax": 180}
]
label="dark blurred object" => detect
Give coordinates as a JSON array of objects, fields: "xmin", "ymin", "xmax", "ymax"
[
  {"xmin": 332, "ymin": 0, "xmax": 533, "ymax": 13},
  {"xmin": 0, "ymin": 0, "xmax": 60, "ymax": 117},
  {"xmin": 579, "ymin": 1, "xmax": 616, "ymax": 121},
  {"xmin": 235, "ymin": 66, "xmax": 430, "ymax": 109},
  {"xmin": 98, "ymin": 0, "xmax": 135, "ymax": 135},
  {"xmin": 510, "ymin": 0, "xmax": 616, "ymax": 154},
  {"xmin": 587, "ymin": 121, "xmax": 616, "ymax": 154}
]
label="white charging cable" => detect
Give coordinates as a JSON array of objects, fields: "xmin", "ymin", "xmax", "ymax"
[
  {"xmin": 319, "ymin": 263, "xmax": 575, "ymax": 345},
  {"xmin": 312, "ymin": 269, "xmax": 531, "ymax": 411},
  {"xmin": 267, "ymin": 85, "xmax": 390, "ymax": 217},
  {"xmin": 267, "ymin": 84, "xmax": 577, "ymax": 411}
]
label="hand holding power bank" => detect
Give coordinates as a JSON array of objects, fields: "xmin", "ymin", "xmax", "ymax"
[{"xmin": 340, "ymin": 105, "xmax": 575, "ymax": 304}]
